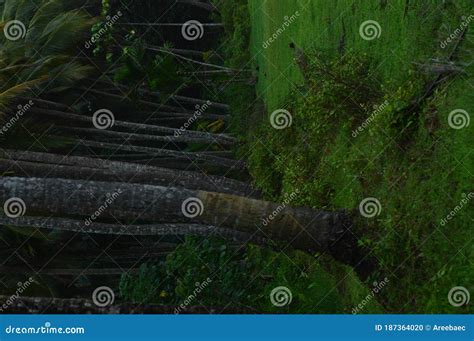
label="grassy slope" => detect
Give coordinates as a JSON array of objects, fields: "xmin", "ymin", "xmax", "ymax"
[{"xmin": 242, "ymin": 0, "xmax": 473, "ymax": 313}]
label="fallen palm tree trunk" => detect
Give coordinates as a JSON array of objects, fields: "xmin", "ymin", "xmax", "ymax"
[
  {"xmin": 0, "ymin": 177, "xmax": 374, "ymax": 277},
  {"xmin": 0, "ymin": 296, "xmax": 252, "ymax": 314},
  {"xmin": 0, "ymin": 216, "xmax": 267, "ymax": 245},
  {"xmin": 0, "ymin": 150, "xmax": 257, "ymax": 197}
]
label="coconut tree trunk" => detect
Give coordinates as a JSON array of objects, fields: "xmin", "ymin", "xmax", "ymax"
[
  {"xmin": 177, "ymin": 0, "xmax": 217, "ymax": 12},
  {"xmin": 0, "ymin": 177, "xmax": 373, "ymax": 275},
  {"xmin": 31, "ymin": 107, "xmax": 236, "ymax": 146},
  {"xmin": 0, "ymin": 296, "xmax": 251, "ymax": 314},
  {"xmin": 0, "ymin": 150, "xmax": 256, "ymax": 196},
  {"xmin": 0, "ymin": 216, "xmax": 266, "ymax": 245},
  {"xmin": 67, "ymin": 139, "xmax": 244, "ymax": 171},
  {"xmin": 58, "ymin": 126, "xmax": 233, "ymax": 147}
]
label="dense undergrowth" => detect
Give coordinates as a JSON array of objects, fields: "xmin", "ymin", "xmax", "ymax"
[{"xmin": 120, "ymin": 0, "xmax": 473, "ymax": 313}]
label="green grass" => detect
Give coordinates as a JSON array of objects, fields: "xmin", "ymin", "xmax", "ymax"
[{"xmin": 235, "ymin": 0, "xmax": 473, "ymax": 313}]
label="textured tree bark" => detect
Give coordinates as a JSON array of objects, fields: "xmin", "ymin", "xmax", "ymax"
[
  {"xmin": 0, "ymin": 150, "xmax": 257, "ymax": 197},
  {"xmin": 68, "ymin": 139, "xmax": 245, "ymax": 171},
  {"xmin": 176, "ymin": 0, "xmax": 217, "ymax": 12},
  {"xmin": 0, "ymin": 216, "xmax": 267, "ymax": 245},
  {"xmin": 57, "ymin": 126, "xmax": 235, "ymax": 148},
  {"xmin": 0, "ymin": 177, "xmax": 372, "ymax": 274},
  {"xmin": 31, "ymin": 107, "xmax": 236, "ymax": 146},
  {"xmin": 0, "ymin": 296, "xmax": 251, "ymax": 314}
]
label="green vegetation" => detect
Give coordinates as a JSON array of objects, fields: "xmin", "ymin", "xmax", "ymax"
[{"xmin": 220, "ymin": 0, "xmax": 473, "ymax": 313}]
